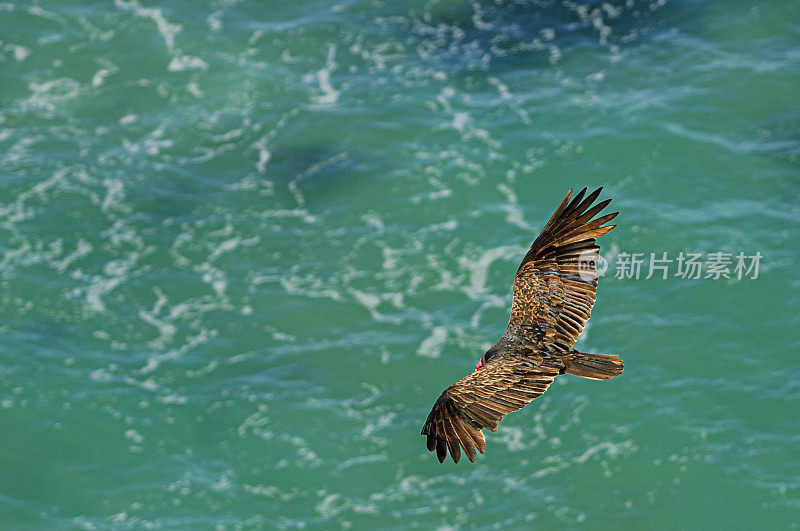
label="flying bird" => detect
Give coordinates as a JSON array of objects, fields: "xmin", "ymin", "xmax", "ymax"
[{"xmin": 421, "ymin": 187, "xmax": 623, "ymax": 463}]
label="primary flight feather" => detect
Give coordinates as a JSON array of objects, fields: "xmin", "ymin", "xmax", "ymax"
[{"xmin": 421, "ymin": 187, "xmax": 623, "ymax": 463}]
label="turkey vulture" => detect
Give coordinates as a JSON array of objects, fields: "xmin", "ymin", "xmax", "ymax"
[{"xmin": 421, "ymin": 187, "xmax": 623, "ymax": 463}]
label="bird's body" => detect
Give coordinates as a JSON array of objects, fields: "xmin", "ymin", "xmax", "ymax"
[{"xmin": 421, "ymin": 187, "xmax": 623, "ymax": 463}]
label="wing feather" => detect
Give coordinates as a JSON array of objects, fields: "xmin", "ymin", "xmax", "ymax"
[
  {"xmin": 421, "ymin": 357, "xmax": 558, "ymax": 463},
  {"xmin": 444, "ymin": 420, "xmax": 462, "ymax": 463},
  {"xmin": 506, "ymin": 187, "xmax": 617, "ymax": 351}
]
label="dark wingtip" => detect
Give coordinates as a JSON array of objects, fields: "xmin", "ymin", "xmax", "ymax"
[{"xmin": 436, "ymin": 438, "xmax": 447, "ymax": 463}]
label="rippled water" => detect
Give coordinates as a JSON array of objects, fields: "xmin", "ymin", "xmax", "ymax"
[{"xmin": 1, "ymin": 0, "xmax": 798, "ymax": 527}]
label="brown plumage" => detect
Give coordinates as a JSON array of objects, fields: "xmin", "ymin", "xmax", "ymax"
[{"xmin": 421, "ymin": 187, "xmax": 624, "ymax": 463}]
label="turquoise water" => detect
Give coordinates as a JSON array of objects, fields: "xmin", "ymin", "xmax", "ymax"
[{"xmin": 1, "ymin": 0, "xmax": 798, "ymax": 527}]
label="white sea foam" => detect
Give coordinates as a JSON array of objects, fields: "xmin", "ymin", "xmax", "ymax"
[
  {"xmin": 168, "ymin": 55, "xmax": 208, "ymax": 72},
  {"xmin": 497, "ymin": 183, "xmax": 535, "ymax": 231},
  {"xmin": 458, "ymin": 244, "xmax": 524, "ymax": 299},
  {"xmin": 114, "ymin": 0, "xmax": 180, "ymax": 49},
  {"xmin": 124, "ymin": 429, "xmax": 144, "ymax": 444},
  {"xmin": 114, "ymin": 0, "xmax": 208, "ymax": 75},
  {"xmin": 416, "ymin": 326, "xmax": 447, "ymax": 358},
  {"xmin": 350, "ymin": 289, "xmax": 403, "ymax": 324},
  {"xmin": 91, "ymin": 68, "xmax": 113, "ymax": 87},
  {"xmin": 309, "ymin": 43, "xmax": 340, "ymax": 106},
  {"xmin": 531, "ymin": 439, "xmax": 637, "ymax": 479}
]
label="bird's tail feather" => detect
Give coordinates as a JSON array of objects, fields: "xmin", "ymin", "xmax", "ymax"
[{"xmin": 564, "ymin": 351, "xmax": 623, "ymax": 380}]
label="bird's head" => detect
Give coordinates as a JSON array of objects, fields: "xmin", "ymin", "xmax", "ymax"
[{"xmin": 475, "ymin": 344, "xmax": 501, "ymax": 370}]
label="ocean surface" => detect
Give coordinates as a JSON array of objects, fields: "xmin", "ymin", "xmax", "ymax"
[{"xmin": 1, "ymin": 0, "xmax": 798, "ymax": 528}]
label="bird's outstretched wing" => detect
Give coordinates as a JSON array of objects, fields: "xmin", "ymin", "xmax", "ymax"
[
  {"xmin": 421, "ymin": 188, "xmax": 618, "ymax": 463},
  {"xmin": 421, "ymin": 356, "xmax": 559, "ymax": 463},
  {"xmin": 505, "ymin": 187, "xmax": 617, "ymax": 352}
]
